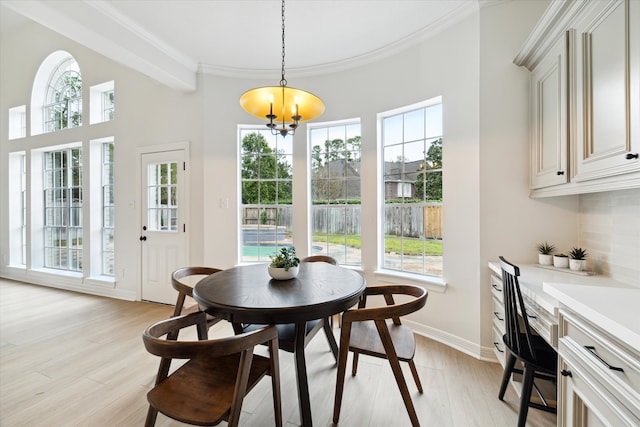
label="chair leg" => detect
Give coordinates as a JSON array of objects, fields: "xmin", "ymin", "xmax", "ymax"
[
  {"xmin": 322, "ymin": 317, "xmax": 339, "ymax": 361},
  {"xmin": 351, "ymin": 352, "xmax": 359, "ymax": 376},
  {"xmin": 408, "ymin": 360, "xmax": 423, "ymax": 393},
  {"xmin": 499, "ymin": 351, "xmax": 516, "ymax": 400},
  {"xmin": 375, "ymin": 320, "xmax": 420, "ymax": 427},
  {"xmin": 518, "ymin": 366, "xmax": 535, "ymax": 427},
  {"xmin": 333, "ymin": 322, "xmax": 352, "ymax": 424},
  {"xmin": 144, "ymin": 405, "xmax": 158, "ymax": 427},
  {"xmin": 268, "ymin": 338, "xmax": 283, "ymax": 427}
]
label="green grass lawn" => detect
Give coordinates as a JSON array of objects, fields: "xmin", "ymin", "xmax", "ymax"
[{"xmin": 313, "ymin": 233, "xmax": 442, "ymax": 256}]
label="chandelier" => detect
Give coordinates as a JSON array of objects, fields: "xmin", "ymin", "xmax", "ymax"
[{"xmin": 239, "ymin": 0, "xmax": 325, "ymax": 137}]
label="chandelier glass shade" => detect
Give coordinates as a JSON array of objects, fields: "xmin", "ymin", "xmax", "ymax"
[{"xmin": 239, "ymin": 0, "xmax": 324, "ymax": 137}]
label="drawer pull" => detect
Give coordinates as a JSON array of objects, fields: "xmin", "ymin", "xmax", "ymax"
[
  {"xmin": 560, "ymin": 369, "xmax": 572, "ymax": 377},
  {"xmin": 584, "ymin": 346, "xmax": 624, "ymax": 372},
  {"xmin": 494, "ymin": 342, "xmax": 504, "ymax": 353},
  {"xmin": 491, "ymin": 283, "xmax": 502, "ymax": 292},
  {"xmin": 493, "ymin": 312, "xmax": 504, "ymax": 321},
  {"xmin": 526, "ymin": 313, "xmax": 537, "ymax": 320}
]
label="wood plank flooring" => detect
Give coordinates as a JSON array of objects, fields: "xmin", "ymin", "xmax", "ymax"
[{"xmin": 0, "ymin": 278, "xmax": 556, "ymax": 426}]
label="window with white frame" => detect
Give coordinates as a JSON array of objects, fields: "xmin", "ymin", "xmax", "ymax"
[
  {"xmin": 43, "ymin": 57, "xmax": 82, "ymax": 133},
  {"xmin": 239, "ymin": 127, "xmax": 294, "ymax": 263},
  {"xmin": 309, "ymin": 121, "xmax": 361, "ymax": 265},
  {"xmin": 43, "ymin": 147, "xmax": 83, "ymax": 271},
  {"xmin": 380, "ymin": 97, "xmax": 443, "ymax": 277},
  {"xmin": 102, "ymin": 142, "xmax": 115, "ymax": 275},
  {"xmin": 90, "ymin": 81, "xmax": 114, "ymax": 124},
  {"xmin": 8, "ymin": 105, "xmax": 26, "ymax": 140}
]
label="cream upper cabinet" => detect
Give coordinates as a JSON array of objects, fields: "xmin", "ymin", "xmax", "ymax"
[
  {"xmin": 515, "ymin": 0, "xmax": 640, "ymax": 197},
  {"xmin": 574, "ymin": 0, "xmax": 640, "ymax": 182},
  {"xmin": 529, "ymin": 33, "xmax": 570, "ymax": 189}
]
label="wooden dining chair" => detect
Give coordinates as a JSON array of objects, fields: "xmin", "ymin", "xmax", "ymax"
[
  {"xmin": 172, "ymin": 266, "xmax": 223, "ymax": 329},
  {"xmin": 142, "ymin": 311, "xmax": 282, "ymax": 427},
  {"xmin": 333, "ymin": 284, "xmax": 428, "ymax": 427},
  {"xmin": 498, "ymin": 256, "xmax": 557, "ymax": 427},
  {"xmin": 234, "ymin": 256, "xmax": 341, "ymax": 361}
]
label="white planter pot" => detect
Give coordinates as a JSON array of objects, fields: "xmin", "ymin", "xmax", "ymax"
[
  {"xmin": 268, "ymin": 265, "xmax": 299, "ymax": 280},
  {"xmin": 553, "ymin": 256, "xmax": 569, "ymax": 268},
  {"xmin": 569, "ymin": 259, "xmax": 586, "ymax": 271},
  {"xmin": 538, "ymin": 254, "xmax": 553, "ymax": 265}
]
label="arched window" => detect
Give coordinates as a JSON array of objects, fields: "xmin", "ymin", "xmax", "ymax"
[{"xmin": 31, "ymin": 51, "xmax": 82, "ymax": 135}]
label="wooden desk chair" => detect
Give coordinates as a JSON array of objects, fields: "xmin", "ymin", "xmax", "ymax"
[
  {"xmin": 172, "ymin": 266, "xmax": 223, "ymax": 329},
  {"xmin": 142, "ymin": 312, "xmax": 282, "ymax": 427},
  {"xmin": 333, "ymin": 284, "xmax": 428, "ymax": 427},
  {"xmin": 498, "ymin": 256, "xmax": 557, "ymax": 427},
  {"xmin": 234, "ymin": 256, "xmax": 341, "ymax": 361}
]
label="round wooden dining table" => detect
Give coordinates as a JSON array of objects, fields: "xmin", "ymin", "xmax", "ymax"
[{"xmin": 193, "ymin": 262, "xmax": 366, "ymax": 427}]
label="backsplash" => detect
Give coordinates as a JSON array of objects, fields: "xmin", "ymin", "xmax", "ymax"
[{"xmin": 579, "ymin": 188, "xmax": 640, "ymax": 286}]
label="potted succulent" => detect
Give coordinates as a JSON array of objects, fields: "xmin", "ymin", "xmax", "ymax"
[
  {"xmin": 536, "ymin": 241, "xmax": 555, "ymax": 265},
  {"xmin": 553, "ymin": 253, "xmax": 569, "ymax": 268},
  {"xmin": 568, "ymin": 247, "xmax": 588, "ymax": 271},
  {"xmin": 268, "ymin": 246, "xmax": 301, "ymax": 280}
]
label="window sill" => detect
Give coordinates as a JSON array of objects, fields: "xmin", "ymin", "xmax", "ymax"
[{"xmin": 373, "ymin": 269, "xmax": 447, "ymax": 293}]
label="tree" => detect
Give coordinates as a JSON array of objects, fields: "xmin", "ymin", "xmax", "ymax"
[
  {"xmin": 414, "ymin": 138, "xmax": 442, "ymax": 201},
  {"xmin": 241, "ymin": 132, "xmax": 292, "ymax": 204}
]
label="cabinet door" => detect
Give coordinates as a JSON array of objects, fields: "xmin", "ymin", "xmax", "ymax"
[
  {"xmin": 530, "ymin": 33, "xmax": 570, "ymax": 189},
  {"xmin": 574, "ymin": 0, "xmax": 640, "ymax": 181}
]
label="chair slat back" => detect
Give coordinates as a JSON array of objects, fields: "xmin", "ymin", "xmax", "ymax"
[
  {"xmin": 343, "ymin": 284, "xmax": 427, "ymax": 324},
  {"xmin": 301, "ymin": 255, "xmax": 337, "ymax": 265},
  {"xmin": 143, "ymin": 312, "xmax": 278, "ymax": 361},
  {"xmin": 171, "ymin": 266, "xmax": 222, "ymax": 298},
  {"xmin": 499, "ymin": 256, "xmax": 537, "ymax": 361}
]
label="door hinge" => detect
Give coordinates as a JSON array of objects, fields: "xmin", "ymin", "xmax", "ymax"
[
  {"xmin": 183, "ymin": 161, "xmax": 186, "ymax": 171},
  {"xmin": 183, "ymin": 224, "xmax": 186, "ymax": 233}
]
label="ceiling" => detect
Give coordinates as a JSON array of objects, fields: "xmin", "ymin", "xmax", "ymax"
[{"xmin": 0, "ymin": 0, "xmax": 481, "ymax": 91}]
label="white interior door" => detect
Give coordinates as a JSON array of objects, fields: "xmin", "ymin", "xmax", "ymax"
[{"xmin": 140, "ymin": 149, "xmax": 188, "ymax": 304}]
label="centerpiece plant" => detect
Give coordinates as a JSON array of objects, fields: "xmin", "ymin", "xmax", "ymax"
[
  {"xmin": 270, "ymin": 247, "xmax": 300, "ymax": 271},
  {"xmin": 268, "ymin": 246, "xmax": 300, "ymax": 280}
]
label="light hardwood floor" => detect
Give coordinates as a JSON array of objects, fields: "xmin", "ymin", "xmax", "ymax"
[{"xmin": 0, "ymin": 278, "xmax": 556, "ymax": 426}]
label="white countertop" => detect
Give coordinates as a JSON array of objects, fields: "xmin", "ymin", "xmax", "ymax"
[{"xmin": 543, "ymin": 283, "xmax": 640, "ymax": 352}]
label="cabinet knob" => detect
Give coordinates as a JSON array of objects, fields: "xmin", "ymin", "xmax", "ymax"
[
  {"xmin": 560, "ymin": 369, "xmax": 572, "ymax": 377},
  {"xmin": 556, "ymin": 171, "xmax": 565, "ymax": 175},
  {"xmin": 626, "ymin": 153, "xmax": 639, "ymax": 160}
]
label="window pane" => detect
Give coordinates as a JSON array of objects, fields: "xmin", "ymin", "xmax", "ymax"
[
  {"xmin": 310, "ymin": 122, "xmax": 361, "ymax": 266},
  {"xmin": 240, "ymin": 129, "xmax": 293, "ymax": 263},
  {"xmin": 381, "ymin": 98, "xmax": 443, "ymax": 277}
]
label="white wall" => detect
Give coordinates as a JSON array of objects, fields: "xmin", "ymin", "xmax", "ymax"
[
  {"xmin": 2, "ymin": 1, "xmax": 605, "ymax": 359},
  {"xmin": 0, "ymin": 21, "xmax": 204, "ymax": 299}
]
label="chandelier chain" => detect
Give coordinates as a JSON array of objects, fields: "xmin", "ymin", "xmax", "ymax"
[{"xmin": 280, "ymin": 0, "xmax": 287, "ymax": 87}]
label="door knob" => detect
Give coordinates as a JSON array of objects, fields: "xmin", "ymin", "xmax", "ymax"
[
  {"xmin": 556, "ymin": 171, "xmax": 565, "ymax": 175},
  {"xmin": 139, "ymin": 236, "xmax": 147, "ymax": 241},
  {"xmin": 626, "ymin": 153, "xmax": 639, "ymax": 159}
]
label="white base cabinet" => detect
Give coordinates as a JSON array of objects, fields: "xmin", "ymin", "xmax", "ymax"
[{"xmin": 557, "ymin": 309, "xmax": 640, "ymax": 427}]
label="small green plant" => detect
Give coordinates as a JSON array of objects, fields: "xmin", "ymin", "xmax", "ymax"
[
  {"xmin": 536, "ymin": 241, "xmax": 555, "ymax": 255},
  {"xmin": 269, "ymin": 247, "xmax": 300, "ymax": 271},
  {"xmin": 569, "ymin": 247, "xmax": 588, "ymax": 260}
]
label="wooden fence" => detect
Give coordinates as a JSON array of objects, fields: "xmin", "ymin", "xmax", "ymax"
[{"xmin": 242, "ymin": 204, "xmax": 442, "ymax": 239}]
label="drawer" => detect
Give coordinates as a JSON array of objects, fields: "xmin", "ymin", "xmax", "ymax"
[
  {"xmin": 492, "ymin": 297, "xmax": 505, "ymax": 334},
  {"xmin": 523, "ymin": 297, "xmax": 558, "ymax": 349},
  {"xmin": 492, "ymin": 326, "xmax": 506, "ymax": 367},
  {"xmin": 490, "ymin": 274, "xmax": 503, "ymax": 303},
  {"xmin": 560, "ymin": 309, "xmax": 640, "ymax": 413},
  {"xmin": 559, "ymin": 347, "xmax": 640, "ymax": 426}
]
